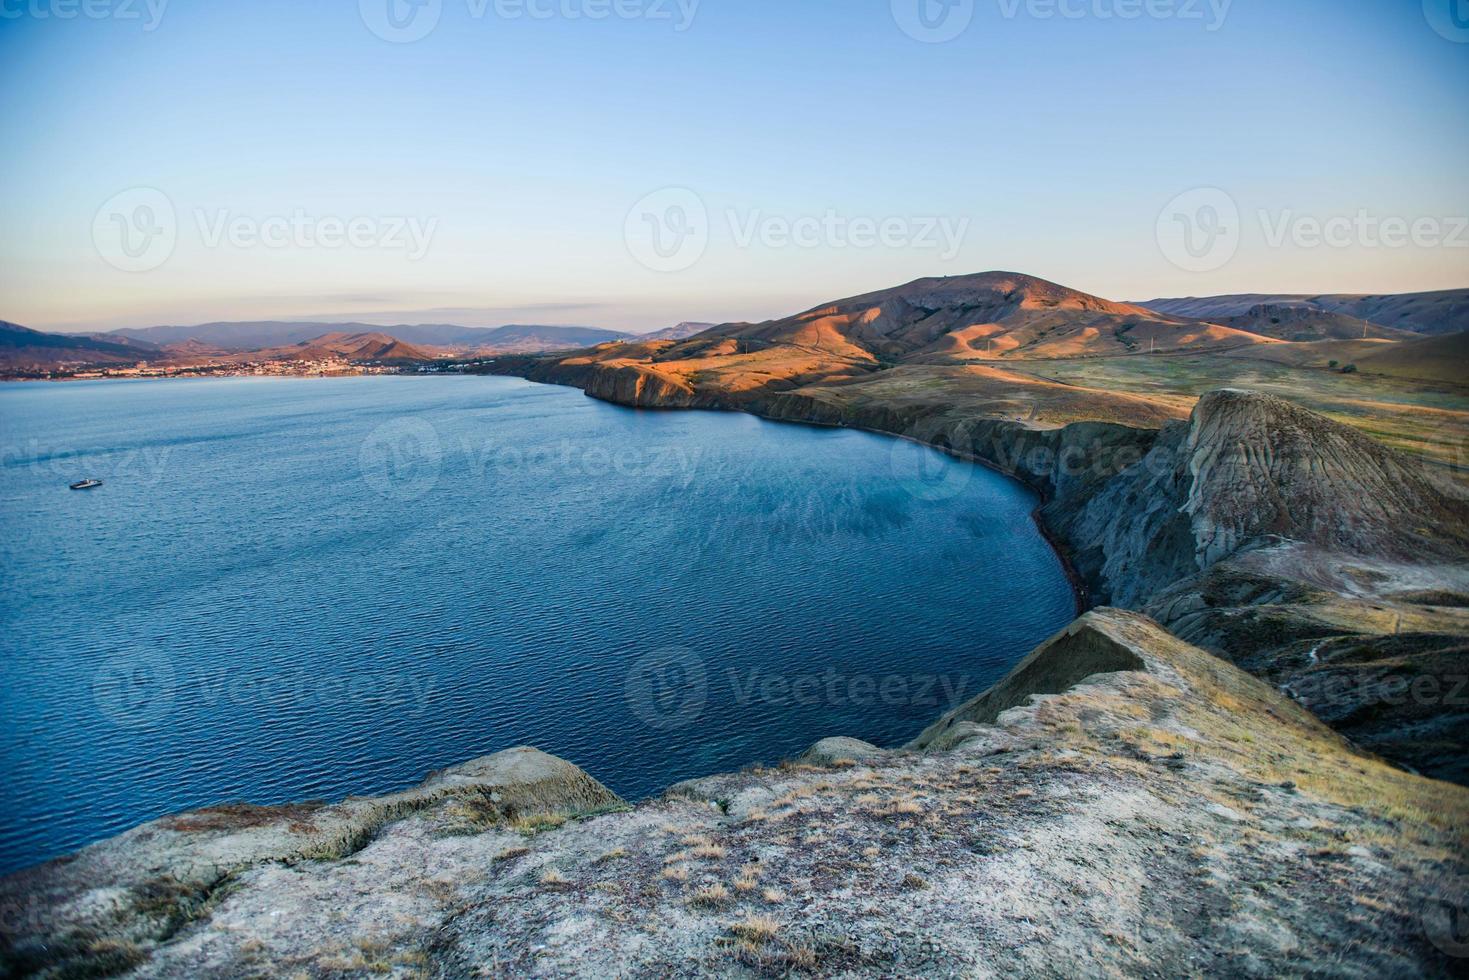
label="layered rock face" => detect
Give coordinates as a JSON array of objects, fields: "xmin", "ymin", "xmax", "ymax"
[
  {"xmin": 1056, "ymin": 388, "xmax": 1469, "ymax": 606},
  {"xmin": 6, "ymin": 612, "xmax": 1467, "ymax": 977}
]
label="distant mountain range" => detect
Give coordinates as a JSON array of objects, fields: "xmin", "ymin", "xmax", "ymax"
[
  {"xmin": 89, "ymin": 321, "xmax": 634, "ymax": 352},
  {"xmin": 4, "ymin": 288, "xmax": 1465, "ymax": 376},
  {"xmin": 234, "ymin": 332, "xmax": 440, "ymax": 364},
  {"xmin": 0, "ymin": 321, "xmax": 157, "ymax": 369},
  {"xmin": 1139, "ymin": 288, "xmax": 1469, "ymax": 336}
]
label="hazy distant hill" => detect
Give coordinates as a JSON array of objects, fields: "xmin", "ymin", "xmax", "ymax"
[
  {"xmin": 95, "ymin": 321, "xmax": 631, "ymax": 351},
  {"xmin": 639, "ymin": 322, "xmax": 716, "ymax": 341},
  {"xmin": 462, "ymin": 325, "xmax": 631, "ymax": 352},
  {"xmin": 0, "ymin": 321, "xmax": 156, "ymax": 371},
  {"xmin": 1215, "ymin": 304, "xmax": 1418, "ymax": 342},
  {"xmin": 1140, "ymin": 288, "xmax": 1469, "ymax": 336}
]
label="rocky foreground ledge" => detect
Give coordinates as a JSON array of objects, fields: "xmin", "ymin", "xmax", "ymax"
[{"xmin": 3, "ymin": 610, "xmax": 1467, "ymax": 977}]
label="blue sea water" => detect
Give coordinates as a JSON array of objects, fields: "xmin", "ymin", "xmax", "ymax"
[{"xmin": 0, "ymin": 375, "xmax": 1075, "ymax": 875}]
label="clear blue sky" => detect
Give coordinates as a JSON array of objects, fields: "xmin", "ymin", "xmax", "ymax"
[{"xmin": 2, "ymin": 0, "xmax": 1466, "ymax": 332}]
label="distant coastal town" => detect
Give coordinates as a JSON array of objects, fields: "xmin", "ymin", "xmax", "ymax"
[{"xmin": 22, "ymin": 357, "xmax": 458, "ymax": 382}]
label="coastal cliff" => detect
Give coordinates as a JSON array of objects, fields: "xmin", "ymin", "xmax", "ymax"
[{"xmin": 485, "ymin": 352, "xmax": 1469, "ymax": 786}]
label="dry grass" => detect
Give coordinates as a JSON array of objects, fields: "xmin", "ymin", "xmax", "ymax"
[
  {"xmin": 538, "ymin": 868, "xmax": 568, "ymax": 887},
  {"xmin": 688, "ymin": 883, "xmax": 729, "ymax": 908},
  {"xmin": 730, "ymin": 914, "xmax": 780, "ymax": 943},
  {"xmin": 513, "ymin": 813, "xmax": 568, "ymax": 836}
]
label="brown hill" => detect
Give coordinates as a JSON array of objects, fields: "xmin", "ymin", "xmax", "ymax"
[
  {"xmin": 239, "ymin": 332, "xmax": 441, "ymax": 364},
  {"xmin": 715, "ymin": 272, "xmax": 1275, "ymax": 363},
  {"xmin": 1141, "ymin": 288, "xmax": 1469, "ymax": 336},
  {"xmin": 1351, "ymin": 330, "xmax": 1469, "ymax": 385},
  {"xmin": 0, "ymin": 321, "xmax": 155, "ymax": 372},
  {"xmin": 1217, "ymin": 303, "xmax": 1417, "ymax": 342}
]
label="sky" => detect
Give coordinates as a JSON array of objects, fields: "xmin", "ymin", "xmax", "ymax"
[{"xmin": 1, "ymin": 0, "xmax": 1467, "ymax": 333}]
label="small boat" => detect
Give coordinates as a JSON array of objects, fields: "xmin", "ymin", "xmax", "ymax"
[{"xmin": 69, "ymin": 479, "xmax": 103, "ymax": 490}]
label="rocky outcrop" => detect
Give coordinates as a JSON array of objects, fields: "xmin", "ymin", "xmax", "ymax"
[
  {"xmin": 0, "ymin": 748, "xmax": 622, "ymax": 978},
  {"xmin": 6, "ymin": 612, "xmax": 1466, "ymax": 977},
  {"xmin": 1053, "ymin": 388, "xmax": 1469, "ymax": 607}
]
